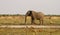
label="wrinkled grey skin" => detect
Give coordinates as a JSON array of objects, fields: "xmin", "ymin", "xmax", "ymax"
[{"xmin": 25, "ymin": 10, "xmax": 44, "ymax": 25}]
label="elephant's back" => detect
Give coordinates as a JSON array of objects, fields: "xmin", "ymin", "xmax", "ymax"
[{"xmin": 37, "ymin": 12, "xmax": 44, "ymax": 18}]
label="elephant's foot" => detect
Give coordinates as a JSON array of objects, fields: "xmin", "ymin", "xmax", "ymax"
[
  {"xmin": 31, "ymin": 23, "xmax": 36, "ymax": 25},
  {"xmin": 39, "ymin": 23, "xmax": 43, "ymax": 25}
]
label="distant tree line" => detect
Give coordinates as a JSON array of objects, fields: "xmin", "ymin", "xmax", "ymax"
[
  {"xmin": 0, "ymin": 14, "xmax": 60, "ymax": 17},
  {"xmin": 45, "ymin": 15, "xmax": 60, "ymax": 17},
  {"xmin": 0, "ymin": 14, "xmax": 24, "ymax": 17}
]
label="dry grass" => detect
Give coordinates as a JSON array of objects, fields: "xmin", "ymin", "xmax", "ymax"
[
  {"xmin": 0, "ymin": 15, "xmax": 60, "ymax": 35},
  {"xmin": 0, "ymin": 15, "xmax": 60, "ymax": 25},
  {"xmin": 0, "ymin": 27, "xmax": 60, "ymax": 35}
]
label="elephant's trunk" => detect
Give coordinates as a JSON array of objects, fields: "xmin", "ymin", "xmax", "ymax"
[{"xmin": 25, "ymin": 15, "xmax": 27, "ymax": 24}]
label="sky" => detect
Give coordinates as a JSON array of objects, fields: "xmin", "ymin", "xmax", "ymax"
[{"xmin": 0, "ymin": 0, "xmax": 60, "ymax": 15}]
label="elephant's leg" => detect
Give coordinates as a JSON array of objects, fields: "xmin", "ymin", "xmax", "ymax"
[
  {"xmin": 41, "ymin": 20, "xmax": 43, "ymax": 25},
  {"xmin": 31, "ymin": 17, "xmax": 35, "ymax": 24},
  {"xmin": 41, "ymin": 19, "xmax": 44, "ymax": 25},
  {"xmin": 39, "ymin": 20, "xmax": 41, "ymax": 25},
  {"xmin": 39, "ymin": 19, "xmax": 43, "ymax": 25}
]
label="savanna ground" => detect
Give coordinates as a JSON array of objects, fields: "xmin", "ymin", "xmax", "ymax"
[
  {"xmin": 0, "ymin": 15, "xmax": 60, "ymax": 25},
  {"xmin": 0, "ymin": 15, "xmax": 60, "ymax": 35},
  {"xmin": 0, "ymin": 27, "xmax": 60, "ymax": 35}
]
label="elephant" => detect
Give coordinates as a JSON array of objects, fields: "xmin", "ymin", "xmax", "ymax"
[{"xmin": 25, "ymin": 10, "xmax": 44, "ymax": 25}]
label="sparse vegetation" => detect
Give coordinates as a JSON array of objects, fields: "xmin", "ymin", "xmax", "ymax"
[
  {"xmin": 0, "ymin": 15, "xmax": 60, "ymax": 25},
  {"xmin": 0, "ymin": 15, "xmax": 60, "ymax": 35},
  {"xmin": 0, "ymin": 28, "xmax": 60, "ymax": 35}
]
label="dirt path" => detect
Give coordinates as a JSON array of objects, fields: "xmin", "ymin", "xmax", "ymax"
[{"xmin": 0, "ymin": 25, "xmax": 60, "ymax": 28}]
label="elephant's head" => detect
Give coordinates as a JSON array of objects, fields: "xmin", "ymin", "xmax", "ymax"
[{"xmin": 25, "ymin": 10, "xmax": 32, "ymax": 24}]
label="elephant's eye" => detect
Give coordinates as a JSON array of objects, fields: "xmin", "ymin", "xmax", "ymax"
[{"xmin": 28, "ymin": 12, "xmax": 30, "ymax": 14}]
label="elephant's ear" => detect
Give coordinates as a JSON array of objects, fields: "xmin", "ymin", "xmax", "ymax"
[
  {"xmin": 25, "ymin": 11, "xmax": 29, "ymax": 16},
  {"xmin": 30, "ymin": 11, "xmax": 32, "ymax": 15},
  {"xmin": 27, "ymin": 10, "xmax": 32, "ymax": 16}
]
